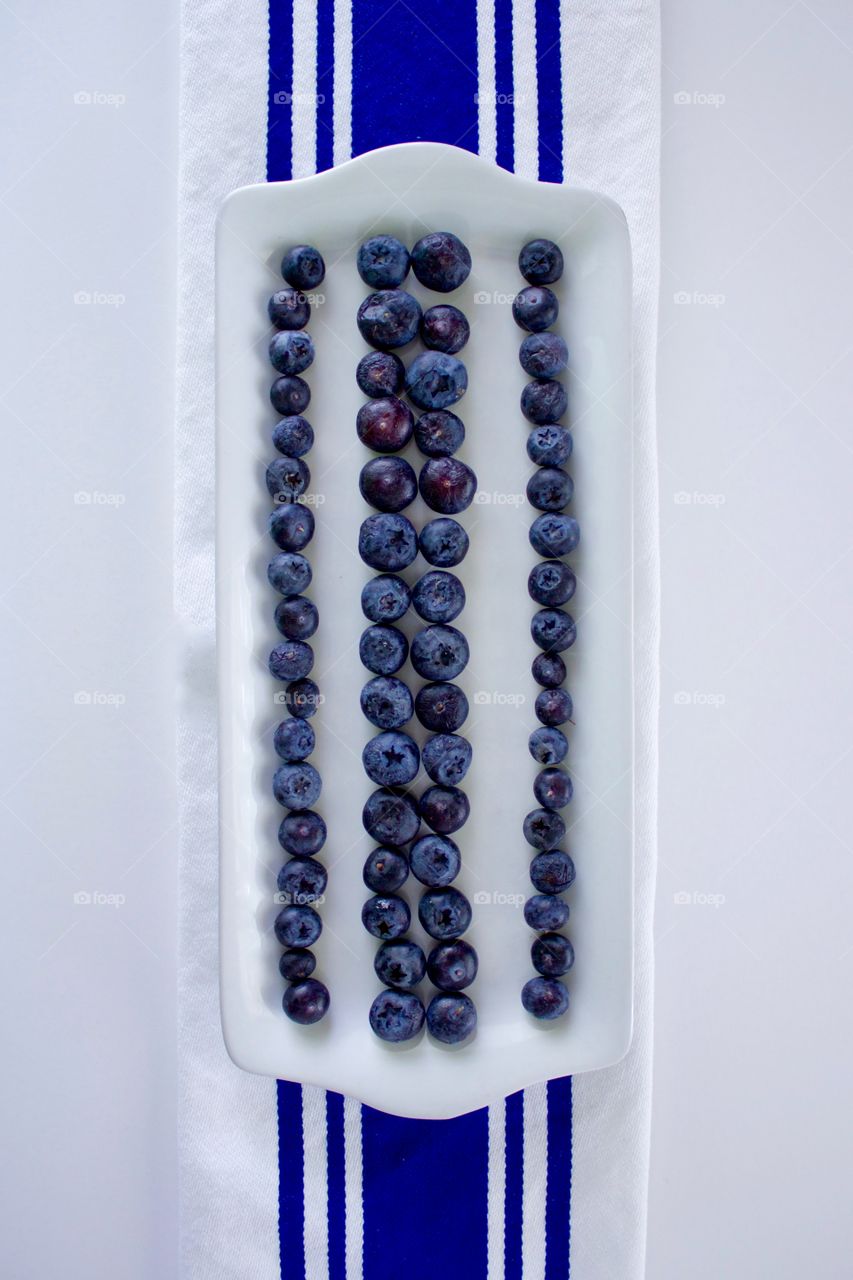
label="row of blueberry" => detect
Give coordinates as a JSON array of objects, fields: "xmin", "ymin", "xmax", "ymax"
[
  {"xmin": 513, "ymin": 240, "xmax": 577, "ymax": 1021},
  {"xmin": 266, "ymin": 245, "xmax": 331, "ymax": 1025},
  {"xmin": 353, "ymin": 233, "xmax": 479, "ymax": 1045}
]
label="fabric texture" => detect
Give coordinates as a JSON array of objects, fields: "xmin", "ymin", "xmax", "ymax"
[{"xmin": 176, "ymin": 2, "xmax": 660, "ymax": 1277}]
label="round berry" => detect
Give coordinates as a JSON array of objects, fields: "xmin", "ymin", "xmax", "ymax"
[
  {"xmin": 528, "ymin": 560, "xmax": 576, "ymax": 606},
  {"xmin": 530, "ymin": 513, "xmax": 580, "ymax": 558},
  {"xmin": 361, "ymin": 894, "xmax": 411, "ymax": 940},
  {"xmin": 522, "ymin": 380, "xmax": 568, "ymax": 426},
  {"xmin": 527, "ymin": 424, "xmax": 573, "ymax": 467},
  {"xmin": 418, "ymin": 517, "xmax": 469, "ymax": 567},
  {"xmin": 418, "ymin": 887, "xmax": 472, "ymax": 940},
  {"xmin": 268, "ymin": 288, "xmax": 309, "ymax": 330},
  {"xmin": 524, "ymin": 894, "xmax": 570, "ymax": 932},
  {"xmin": 419, "ymin": 784, "xmax": 470, "ymax": 834},
  {"xmin": 535, "ymin": 687, "xmax": 574, "ymax": 727},
  {"xmin": 374, "ymin": 939, "xmax": 426, "ymax": 990},
  {"xmin": 427, "ymin": 992, "xmax": 477, "ymax": 1043},
  {"xmin": 369, "ymin": 989, "xmax": 425, "ymax": 1042},
  {"xmin": 274, "ymin": 903, "xmax": 322, "ymax": 947},
  {"xmin": 427, "ymin": 939, "xmax": 478, "ymax": 991},
  {"xmin": 532, "ymin": 932, "xmax": 575, "ymax": 977},
  {"xmin": 356, "ymin": 350, "xmax": 405, "ymax": 398},
  {"xmin": 411, "ymin": 232, "xmax": 472, "ymax": 292},
  {"xmin": 357, "ymin": 289, "xmax": 421, "ymax": 349},
  {"xmin": 362, "ymin": 730, "xmax": 420, "ymax": 787},
  {"xmin": 269, "ymin": 330, "xmax": 314, "ymax": 375},
  {"xmin": 521, "ymin": 976, "xmax": 569, "ymax": 1020},
  {"xmin": 530, "ymin": 849, "xmax": 576, "ymax": 894},
  {"xmin": 359, "ymin": 623, "xmax": 409, "ymax": 676},
  {"xmin": 523, "ymin": 808, "xmax": 566, "ymax": 851},
  {"xmin": 359, "ymin": 456, "xmax": 417, "ymax": 513},
  {"xmin": 412, "ymin": 571, "xmax": 466, "ymax": 623},
  {"xmin": 519, "ymin": 331, "xmax": 568, "ymax": 378},
  {"xmin": 362, "ymin": 788, "xmax": 420, "ymax": 845},
  {"xmin": 278, "ymin": 810, "xmax": 326, "ymax": 857},
  {"xmin": 420, "ymin": 304, "xmax": 470, "ymax": 354},
  {"xmin": 419, "ymin": 457, "xmax": 477, "ymax": 514},
  {"xmin": 281, "ymin": 244, "xmax": 325, "ymax": 291},
  {"xmin": 273, "ymin": 761, "xmax": 321, "ymax": 810},
  {"xmin": 272, "ymin": 415, "xmax": 314, "ymax": 458},
  {"xmin": 411, "ymin": 625, "xmax": 469, "ymax": 681},
  {"xmin": 513, "ymin": 286, "xmax": 559, "ymax": 333},
  {"xmin": 361, "ymin": 574, "xmax": 411, "ymax": 623},
  {"xmin": 414, "ymin": 410, "xmax": 465, "ymax": 458},
  {"xmin": 269, "ymin": 640, "xmax": 314, "ymax": 681},
  {"xmin": 285, "ymin": 677, "xmax": 322, "ymax": 718},
  {"xmin": 531, "ymin": 608, "xmax": 577, "ymax": 653},
  {"xmin": 356, "ymin": 396, "xmax": 414, "ymax": 453},
  {"xmin": 406, "ymin": 352, "xmax": 468, "ymax": 410},
  {"xmin": 421, "ymin": 733, "xmax": 472, "ymax": 786},
  {"xmin": 269, "ymin": 502, "xmax": 314, "ymax": 551},
  {"xmin": 532, "ymin": 651, "xmax": 567, "ymax": 688},
  {"xmin": 277, "ymin": 857, "xmax": 327, "ymax": 905},
  {"xmin": 415, "ymin": 681, "xmax": 468, "ymax": 733},
  {"xmin": 519, "ymin": 238, "xmax": 564, "ymax": 285},
  {"xmin": 266, "ymin": 456, "xmax": 310, "ymax": 502},
  {"xmin": 270, "ymin": 375, "xmax": 311, "ymax": 417},
  {"xmin": 360, "ymin": 675, "xmax": 413, "ymax": 729},
  {"xmin": 534, "ymin": 767, "xmax": 573, "ymax": 810},
  {"xmin": 527, "ymin": 466, "xmax": 573, "ymax": 511},
  {"xmin": 358, "ymin": 513, "xmax": 418, "ymax": 571},
  {"xmin": 410, "ymin": 834, "xmax": 461, "ymax": 887},
  {"xmin": 529, "ymin": 726, "xmax": 568, "ymax": 766},
  {"xmin": 363, "ymin": 846, "xmax": 409, "ymax": 894},
  {"xmin": 279, "ymin": 947, "xmax": 316, "ymax": 981},
  {"xmin": 357, "ymin": 235, "xmax": 410, "ymax": 289},
  {"xmin": 275, "ymin": 595, "xmax": 318, "ymax": 641},
  {"xmin": 283, "ymin": 977, "xmax": 330, "ymax": 1024},
  {"xmin": 274, "ymin": 717, "xmax": 315, "ymax": 762}
]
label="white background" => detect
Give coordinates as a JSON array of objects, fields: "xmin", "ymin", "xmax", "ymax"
[{"xmin": 1, "ymin": 1, "xmax": 851, "ymax": 1277}]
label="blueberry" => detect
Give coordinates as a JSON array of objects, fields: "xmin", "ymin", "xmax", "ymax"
[
  {"xmin": 274, "ymin": 717, "xmax": 315, "ymax": 762},
  {"xmin": 415, "ymin": 682, "xmax": 469, "ymax": 733},
  {"xmin": 410, "ymin": 833, "xmax": 461, "ymax": 886},
  {"xmin": 359, "ymin": 456, "xmax": 417, "ymax": 512},
  {"xmin": 524, "ymin": 894, "xmax": 570, "ymax": 932},
  {"xmin": 274, "ymin": 903, "xmax": 322, "ymax": 947},
  {"xmin": 530, "ymin": 513, "xmax": 580, "ymax": 558},
  {"xmin": 356, "ymin": 397, "xmax": 414, "ymax": 452},
  {"xmin": 363, "ymin": 846, "xmax": 409, "ymax": 894},
  {"xmin": 269, "ymin": 640, "xmax": 314, "ymax": 681},
  {"xmin": 411, "ymin": 232, "xmax": 472, "ymax": 292},
  {"xmin": 529, "ymin": 726, "xmax": 568, "ymax": 766},
  {"xmin": 421, "ymin": 733, "xmax": 472, "ymax": 786},
  {"xmin": 527, "ymin": 424, "xmax": 573, "ymax": 467},
  {"xmin": 356, "ymin": 350, "xmax": 405, "ymax": 398},
  {"xmin": 535, "ymin": 687, "xmax": 574, "ymax": 726},
  {"xmin": 531, "ymin": 608, "xmax": 576, "ymax": 653},
  {"xmin": 418, "ymin": 517, "xmax": 469, "ymax": 567},
  {"xmin": 427, "ymin": 992, "xmax": 477, "ymax": 1043},
  {"xmin": 522, "ymin": 380, "xmax": 568, "ymax": 425},
  {"xmin": 277, "ymin": 857, "xmax": 327, "ymax": 905},
  {"xmin": 521, "ymin": 976, "xmax": 569, "ymax": 1020},
  {"xmin": 530, "ymin": 849, "xmax": 576, "ymax": 894},
  {"xmin": 374, "ymin": 939, "xmax": 426, "ymax": 990},
  {"xmin": 278, "ymin": 809, "xmax": 326, "ymax": 857},
  {"xmin": 281, "ymin": 244, "xmax": 325, "ymax": 291},
  {"xmin": 420, "ymin": 784, "xmax": 469, "ymax": 834},
  {"xmin": 534, "ymin": 767, "xmax": 573, "ymax": 810},
  {"xmin": 532, "ymin": 932, "xmax": 574, "ymax": 977},
  {"xmin": 283, "ymin": 977, "xmax": 330, "ymax": 1024},
  {"xmin": 528, "ymin": 560, "xmax": 576, "ymax": 606},
  {"xmin": 357, "ymin": 235, "xmax": 410, "ymax": 289},
  {"xmin": 412, "ymin": 571, "xmax": 466, "ymax": 623},
  {"xmin": 268, "ymin": 289, "xmax": 309, "ymax": 330},
  {"xmin": 359, "ymin": 624, "xmax": 408, "ymax": 676},
  {"xmin": 519, "ymin": 332, "xmax": 568, "ymax": 378},
  {"xmin": 519, "ymin": 238, "xmax": 563, "ymax": 285},
  {"xmin": 269, "ymin": 502, "xmax": 315, "ymax": 551},
  {"xmin": 414, "ymin": 410, "xmax": 465, "ymax": 458},
  {"xmin": 273, "ymin": 761, "xmax": 321, "ymax": 809},
  {"xmin": 266, "ymin": 456, "xmax": 310, "ymax": 502},
  {"xmin": 527, "ymin": 466, "xmax": 573, "ymax": 511},
  {"xmin": 275, "ymin": 595, "xmax": 318, "ymax": 641},
  {"xmin": 272, "ymin": 414, "xmax": 314, "ymax": 458},
  {"xmin": 427, "ymin": 940, "xmax": 478, "ymax": 991},
  {"xmin": 362, "ymin": 788, "xmax": 421, "ymax": 844},
  {"xmin": 420, "ymin": 304, "xmax": 470, "ymax": 354},
  {"xmin": 513, "ymin": 286, "xmax": 559, "ymax": 333},
  {"xmin": 357, "ymin": 290, "xmax": 422, "ymax": 350},
  {"xmin": 405, "ymin": 352, "xmax": 468, "ymax": 410},
  {"xmin": 361, "ymin": 893, "xmax": 411, "ymax": 940},
  {"xmin": 532, "ymin": 652, "xmax": 567, "ymax": 688},
  {"xmin": 418, "ymin": 887, "xmax": 472, "ymax": 940},
  {"xmin": 369, "ymin": 989, "xmax": 425, "ymax": 1042},
  {"xmin": 358, "ymin": 513, "xmax": 418, "ymax": 571},
  {"xmin": 411, "ymin": 625, "xmax": 469, "ymax": 681},
  {"xmin": 285, "ymin": 677, "xmax": 322, "ymax": 718},
  {"xmin": 269, "ymin": 330, "xmax": 314, "ymax": 375},
  {"xmin": 419, "ymin": 457, "xmax": 477, "ymax": 514},
  {"xmin": 361, "ymin": 574, "xmax": 411, "ymax": 623},
  {"xmin": 362, "ymin": 730, "xmax": 420, "ymax": 787},
  {"xmin": 523, "ymin": 808, "xmax": 566, "ymax": 850},
  {"xmin": 271, "ymin": 375, "xmax": 311, "ymax": 417},
  {"xmin": 360, "ymin": 676, "xmax": 413, "ymax": 729},
  {"xmin": 279, "ymin": 947, "xmax": 316, "ymax": 980}
]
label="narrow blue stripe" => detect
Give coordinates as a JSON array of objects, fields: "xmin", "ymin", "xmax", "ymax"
[
  {"xmin": 268, "ymin": 0, "xmax": 295, "ymax": 180},
  {"xmin": 316, "ymin": 0, "xmax": 335, "ymax": 173},
  {"xmin": 325, "ymin": 1092, "xmax": 346, "ymax": 1280},
  {"xmin": 351, "ymin": 0, "xmax": 479, "ymax": 157},
  {"xmin": 361, "ymin": 1103, "xmax": 489, "ymax": 1280},
  {"xmin": 545, "ymin": 1077, "xmax": 573, "ymax": 1277},
  {"xmin": 494, "ymin": 0, "xmax": 514, "ymax": 171},
  {"xmin": 504, "ymin": 1090, "xmax": 524, "ymax": 1279},
  {"xmin": 535, "ymin": 0, "xmax": 563, "ymax": 181},
  {"xmin": 277, "ymin": 1081, "xmax": 306, "ymax": 1280}
]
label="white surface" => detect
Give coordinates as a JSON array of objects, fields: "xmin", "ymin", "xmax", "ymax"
[
  {"xmin": 1, "ymin": 0, "xmax": 852, "ymax": 1277},
  {"xmin": 216, "ymin": 147, "xmax": 634, "ymax": 1115}
]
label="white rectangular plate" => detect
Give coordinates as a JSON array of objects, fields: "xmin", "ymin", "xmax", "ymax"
[{"xmin": 217, "ymin": 142, "xmax": 633, "ymax": 1119}]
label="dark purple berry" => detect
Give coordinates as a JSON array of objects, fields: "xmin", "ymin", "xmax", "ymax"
[
  {"xmin": 405, "ymin": 352, "xmax": 468, "ymax": 410},
  {"xmin": 523, "ymin": 808, "xmax": 566, "ymax": 850},
  {"xmin": 420, "ymin": 304, "xmax": 470, "ymax": 353},
  {"xmin": 415, "ymin": 682, "xmax": 469, "ymax": 733},
  {"xmin": 427, "ymin": 940, "xmax": 478, "ymax": 991},
  {"xmin": 411, "ymin": 232, "xmax": 472, "ymax": 292},
  {"xmin": 356, "ymin": 396, "xmax": 414, "ymax": 453},
  {"xmin": 532, "ymin": 651, "xmax": 567, "ymax": 688},
  {"xmin": 357, "ymin": 290, "xmax": 421, "ymax": 349},
  {"xmin": 527, "ymin": 466, "xmax": 573, "ymax": 511},
  {"xmin": 535, "ymin": 687, "xmax": 574, "ymax": 727},
  {"xmin": 283, "ymin": 977, "xmax": 330, "ymax": 1024},
  {"xmin": 281, "ymin": 244, "xmax": 325, "ymax": 291},
  {"xmin": 532, "ymin": 932, "xmax": 575, "ymax": 977},
  {"xmin": 356, "ymin": 351, "xmax": 405, "ymax": 398},
  {"xmin": 414, "ymin": 410, "xmax": 465, "ymax": 458},
  {"xmin": 359, "ymin": 456, "xmax": 417, "ymax": 512},
  {"xmin": 534, "ymin": 767, "xmax": 573, "ymax": 810},
  {"xmin": 363, "ymin": 846, "xmax": 409, "ymax": 894},
  {"xmin": 268, "ymin": 288, "xmax": 309, "ymax": 330},
  {"xmin": 419, "ymin": 457, "xmax": 477, "ymax": 514},
  {"xmin": 420, "ymin": 784, "xmax": 469, "ymax": 834},
  {"xmin": 529, "ymin": 849, "xmax": 576, "ymax": 894},
  {"xmin": 521, "ymin": 976, "xmax": 569, "ymax": 1020},
  {"xmin": 418, "ymin": 887, "xmax": 472, "ymax": 940},
  {"xmin": 519, "ymin": 332, "xmax": 568, "ymax": 378},
  {"xmin": 528, "ymin": 560, "xmax": 576, "ymax": 606},
  {"xmin": 266, "ymin": 456, "xmax": 310, "ymax": 502},
  {"xmin": 362, "ymin": 788, "xmax": 420, "ymax": 845},
  {"xmin": 271, "ymin": 375, "xmax": 311, "ymax": 417},
  {"xmin": 513, "ymin": 286, "xmax": 559, "ymax": 333}
]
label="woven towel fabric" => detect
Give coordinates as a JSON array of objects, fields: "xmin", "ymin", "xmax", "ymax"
[{"xmin": 176, "ymin": 2, "xmax": 659, "ymax": 1277}]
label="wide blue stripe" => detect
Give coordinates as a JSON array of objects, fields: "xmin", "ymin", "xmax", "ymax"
[
  {"xmin": 361, "ymin": 1103, "xmax": 489, "ymax": 1279},
  {"xmin": 546, "ymin": 1077, "xmax": 573, "ymax": 1277},
  {"xmin": 535, "ymin": 0, "xmax": 563, "ymax": 181},
  {"xmin": 268, "ymin": 0, "xmax": 295, "ymax": 180},
  {"xmin": 351, "ymin": 0, "xmax": 479, "ymax": 157},
  {"xmin": 325, "ymin": 1092, "xmax": 347, "ymax": 1279},
  {"xmin": 316, "ymin": 0, "xmax": 335, "ymax": 173},
  {"xmin": 277, "ymin": 1080, "xmax": 306, "ymax": 1280},
  {"xmin": 494, "ymin": 0, "xmax": 514, "ymax": 171},
  {"xmin": 504, "ymin": 1090, "xmax": 524, "ymax": 1279}
]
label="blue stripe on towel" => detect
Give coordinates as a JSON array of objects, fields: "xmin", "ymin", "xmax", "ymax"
[
  {"xmin": 361, "ymin": 1104, "xmax": 489, "ymax": 1278},
  {"xmin": 535, "ymin": 0, "xmax": 563, "ymax": 182},
  {"xmin": 326, "ymin": 1091, "xmax": 347, "ymax": 1279},
  {"xmin": 277, "ymin": 1080, "xmax": 306, "ymax": 1280},
  {"xmin": 268, "ymin": 0, "xmax": 295, "ymax": 180},
  {"xmin": 504, "ymin": 1089, "xmax": 524, "ymax": 1278},
  {"xmin": 316, "ymin": 0, "xmax": 335, "ymax": 173},
  {"xmin": 495, "ymin": 0, "xmax": 514, "ymax": 171},
  {"xmin": 546, "ymin": 1077, "xmax": 573, "ymax": 1276}
]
